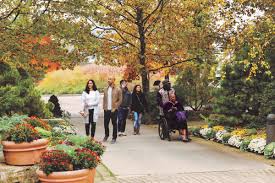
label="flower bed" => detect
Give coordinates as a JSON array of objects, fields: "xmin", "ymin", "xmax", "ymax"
[{"xmin": 189, "ymin": 125, "xmax": 275, "ymax": 159}]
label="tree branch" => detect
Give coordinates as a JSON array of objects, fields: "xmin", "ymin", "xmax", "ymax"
[
  {"xmin": 143, "ymin": 0, "xmax": 164, "ymax": 24},
  {"xmin": 96, "ymin": 1, "xmax": 136, "ymax": 24},
  {"xmin": 149, "ymin": 57, "xmax": 197, "ymax": 72},
  {"xmin": 0, "ymin": 0, "xmax": 24, "ymax": 20}
]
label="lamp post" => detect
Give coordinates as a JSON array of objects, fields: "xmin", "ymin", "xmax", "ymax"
[{"xmin": 266, "ymin": 113, "xmax": 275, "ymax": 144}]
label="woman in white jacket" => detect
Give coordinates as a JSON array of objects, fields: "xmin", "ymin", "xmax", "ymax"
[{"xmin": 80, "ymin": 80, "xmax": 100, "ymax": 137}]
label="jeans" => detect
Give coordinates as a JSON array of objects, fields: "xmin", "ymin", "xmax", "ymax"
[
  {"xmin": 104, "ymin": 110, "xmax": 118, "ymax": 139},
  {"xmin": 85, "ymin": 109, "xmax": 96, "ymax": 137},
  {"xmin": 117, "ymin": 107, "xmax": 129, "ymax": 133},
  {"xmin": 133, "ymin": 112, "xmax": 142, "ymax": 129}
]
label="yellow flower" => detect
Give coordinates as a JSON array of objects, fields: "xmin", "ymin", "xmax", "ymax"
[
  {"xmin": 201, "ymin": 125, "xmax": 209, "ymax": 129},
  {"xmin": 231, "ymin": 129, "xmax": 247, "ymax": 137},
  {"xmin": 213, "ymin": 126, "xmax": 224, "ymax": 131},
  {"xmin": 251, "ymin": 133, "xmax": 267, "ymax": 139}
]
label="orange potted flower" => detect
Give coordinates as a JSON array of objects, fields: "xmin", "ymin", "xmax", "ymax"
[
  {"xmin": 2, "ymin": 122, "xmax": 49, "ymax": 165},
  {"xmin": 36, "ymin": 147, "xmax": 101, "ymax": 183},
  {"xmin": 1, "ymin": 116, "xmax": 51, "ymax": 165}
]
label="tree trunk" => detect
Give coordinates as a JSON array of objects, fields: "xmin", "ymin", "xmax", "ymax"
[{"xmin": 136, "ymin": 7, "xmax": 149, "ymax": 95}]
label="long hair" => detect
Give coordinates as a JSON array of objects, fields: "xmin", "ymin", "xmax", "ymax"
[
  {"xmin": 85, "ymin": 79, "xmax": 97, "ymax": 93},
  {"xmin": 133, "ymin": 84, "xmax": 142, "ymax": 94}
]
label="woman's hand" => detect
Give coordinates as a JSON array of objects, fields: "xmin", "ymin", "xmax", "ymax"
[{"xmin": 80, "ymin": 111, "xmax": 85, "ymax": 116}]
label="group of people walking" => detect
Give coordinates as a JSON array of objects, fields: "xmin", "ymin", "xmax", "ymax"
[
  {"xmin": 80, "ymin": 77, "xmax": 190, "ymax": 144},
  {"xmin": 80, "ymin": 77, "xmax": 147, "ymax": 144}
]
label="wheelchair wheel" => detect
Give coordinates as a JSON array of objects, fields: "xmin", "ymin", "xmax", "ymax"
[{"xmin": 158, "ymin": 117, "xmax": 170, "ymax": 141}]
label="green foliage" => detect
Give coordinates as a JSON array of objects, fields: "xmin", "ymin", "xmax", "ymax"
[
  {"xmin": 212, "ymin": 61, "xmax": 273, "ymax": 128},
  {"xmin": 240, "ymin": 137, "xmax": 252, "ymax": 151},
  {"xmin": 222, "ymin": 133, "xmax": 232, "ymax": 144},
  {"xmin": 189, "ymin": 127, "xmax": 201, "ymax": 136},
  {"xmin": 0, "ymin": 114, "xmax": 27, "ymax": 140},
  {"xmin": 264, "ymin": 142, "xmax": 275, "ymax": 159},
  {"xmin": 35, "ymin": 127, "xmax": 52, "ymax": 138},
  {"xmin": 205, "ymin": 128, "xmax": 216, "ymax": 140},
  {"xmin": 245, "ymin": 128, "xmax": 257, "ymax": 136},
  {"xmin": 55, "ymin": 144, "xmax": 77, "ymax": 157},
  {"xmin": 8, "ymin": 123, "xmax": 41, "ymax": 143},
  {"xmin": 208, "ymin": 114, "xmax": 239, "ymax": 127},
  {"xmin": 174, "ymin": 63, "xmax": 213, "ymax": 111},
  {"xmin": 0, "ymin": 62, "xmax": 53, "ymax": 118},
  {"xmin": 143, "ymin": 91, "xmax": 159, "ymax": 124},
  {"xmin": 67, "ymin": 135, "xmax": 90, "ymax": 146}
]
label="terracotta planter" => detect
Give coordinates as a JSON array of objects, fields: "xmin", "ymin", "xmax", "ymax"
[
  {"xmin": 87, "ymin": 169, "xmax": 96, "ymax": 183},
  {"xmin": 36, "ymin": 169, "xmax": 90, "ymax": 183},
  {"xmin": 2, "ymin": 138, "xmax": 49, "ymax": 165}
]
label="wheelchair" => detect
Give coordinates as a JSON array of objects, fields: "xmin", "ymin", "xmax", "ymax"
[{"xmin": 158, "ymin": 115, "xmax": 181, "ymax": 141}]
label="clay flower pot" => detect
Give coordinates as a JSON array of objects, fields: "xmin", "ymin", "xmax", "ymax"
[
  {"xmin": 36, "ymin": 169, "xmax": 90, "ymax": 183},
  {"xmin": 2, "ymin": 138, "xmax": 49, "ymax": 165},
  {"xmin": 87, "ymin": 168, "xmax": 96, "ymax": 183}
]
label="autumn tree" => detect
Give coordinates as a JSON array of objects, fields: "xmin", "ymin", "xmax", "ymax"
[
  {"xmin": 90, "ymin": 0, "xmax": 223, "ymax": 94},
  {"xmin": 0, "ymin": 0, "xmax": 99, "ymax": 78}
]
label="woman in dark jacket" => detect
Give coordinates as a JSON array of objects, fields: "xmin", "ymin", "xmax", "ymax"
[
  {"xmin": 163, "ymin": 93, "xmax": 189, "ymax": 142},
  {"xmin": 131, "ymin": 84, "xmax": 148, "ymax": 135}
]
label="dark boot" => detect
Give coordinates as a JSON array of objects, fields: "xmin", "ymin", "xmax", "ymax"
[
  {"xmin": 133, "ymin": 127, "xmax": 137, "ymax": 135},
  {"xmin": 136, "ymin": 127, "xmax": 140, "ymax": 135}
]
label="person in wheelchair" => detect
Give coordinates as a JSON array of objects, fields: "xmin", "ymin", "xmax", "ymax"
[{"xmin": 163, "ymin": 93, "xmax": 190, "ymax": 142}]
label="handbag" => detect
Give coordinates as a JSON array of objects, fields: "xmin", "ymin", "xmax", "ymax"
[{"xmin": 176, "ymin": 111, "xmax": 187, "ymax": 122}]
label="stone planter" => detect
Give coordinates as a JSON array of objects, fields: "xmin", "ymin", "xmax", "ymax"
[
  {"xmin": 2, "ymin": 139, "xmax": 49, "ymax": 165},
  {"xmin": 36, "ymin": 169, "xmax": 91, "ymax": 183}
]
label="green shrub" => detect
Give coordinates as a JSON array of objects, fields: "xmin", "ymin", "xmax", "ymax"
[
  {"xmin": 206, "ymin": 128, "xmax": 216, "ymax": 139},
  {"xmin": 67, "ymin": 135, "xmax": 89, "ymax": 146},
  {"xmin": 55, "ymin": 144, "xmax": 76, "ymax": 157},
  {"xmin": 240, "ymin": 137, "xmax": 252, "ymax": 151},
  {"xmin": 174, "ymin": 63, "xmax": 213, "ymax": 111},
  {"xmin": 245, "ymin": 128, "xmax": 257, "ymax": 136},
  {"xmin": 212, "ymin": 61, "xmax": 273, "ymax": 128},
  {"xmin": 143, "ymin": 91, "xmax": 159, "ymax": 124},
  {"xmin": 222, "ymin": 133, "xmax": 232, "ymax": 144},
  {"xmin": 35, "ymin": 127, "xmax": 52, "ymax": 138},
  {"xmin": 264, "ymin": 142, "xmax": 275, "ymax": 159},
  {"xmin": 0, "ymin": 62, "xmax": 53, "ymax": 118}
]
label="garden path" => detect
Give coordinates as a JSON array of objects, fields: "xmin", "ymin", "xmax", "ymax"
[{"xmin": 43, "ymin": 95, "xmax": 275, "ymax": 183}]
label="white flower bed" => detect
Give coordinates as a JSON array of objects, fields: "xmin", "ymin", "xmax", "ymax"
[
  {"xmin": 199, "ymin": 128, "xmax": 212, "ymax": 138},
  {"xmin": 228, "ymin": 135, "xmax": 242, "ymax": 148},
  {"xmin": 248, "ymin": 138, "xmax": 266, "ymax": 154},
  {"xmin": 216, "ymin": 130, "xmax": 228, "ymax": 142}
]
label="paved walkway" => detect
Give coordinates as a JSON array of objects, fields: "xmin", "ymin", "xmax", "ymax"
[{"xmin": 44, "ymin": 95, "xmax": 275, "ymax": 183}]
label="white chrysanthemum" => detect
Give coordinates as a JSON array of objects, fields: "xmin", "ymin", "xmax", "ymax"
[
  {"xmin": 228, "ymin": 135, "xmax": 242, "ymax": 148},
  {"xmin": 199, "ymin": 128, "xmax": 212, "ymax": 138},
  {"xmin": 248, "ymin": 138, "xmax": 266, "ymax": 154},
  {"xmin": 216, "ymin": 130, "xmax": 228, "ymax": 142}
]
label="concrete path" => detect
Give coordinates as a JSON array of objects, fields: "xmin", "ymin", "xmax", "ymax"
[{"xmin": 43, "ymin": 95, "xmax": 275, "ymax": 183}]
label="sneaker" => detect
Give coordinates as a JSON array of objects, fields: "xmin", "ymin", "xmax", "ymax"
[
  {"xmin": 111, "ymin": 139, "xmax": 116, "ymax": 144},
  {"xmin": 122, "ymin": 132, "xmax": 127, "ymax": 136},
  {"xmin": 103, "ymin": 136, "xmax": 108, "ymax": 142},
  {"xmin": 118, "ymin": 132, "xmax": 122, "ymax": 137}
]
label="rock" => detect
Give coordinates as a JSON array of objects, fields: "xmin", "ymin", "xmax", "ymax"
[{"xmin": 0, "ymin": 151, "xmax": 38, "ymax": 183}]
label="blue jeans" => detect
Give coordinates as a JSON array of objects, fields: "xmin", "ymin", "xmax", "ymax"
[{"xmin": 134, "ymin": 112, "xmax": 142, "ymax": 129}]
